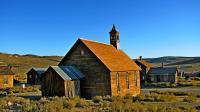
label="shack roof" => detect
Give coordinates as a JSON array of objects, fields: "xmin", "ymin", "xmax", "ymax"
[
  {"xmin": 148, "ymin": 67, "xmax": 178, "ymax": 76},
  {"xmin": 0, "ymin": 66, "xmax": 14, "ymax": 75},
  {"xmin": 50, "ymin": 66, "xmax": 85, "ymax": 80}
]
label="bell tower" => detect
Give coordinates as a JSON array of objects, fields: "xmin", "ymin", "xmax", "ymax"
[{"xmin": 109, "ymin": 25, "xmax": 120, "ymax": 49}]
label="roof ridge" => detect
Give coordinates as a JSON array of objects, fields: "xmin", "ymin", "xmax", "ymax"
[{"xmin": 79, "ymin": 38, "xmax": 113, "ymax": 46}]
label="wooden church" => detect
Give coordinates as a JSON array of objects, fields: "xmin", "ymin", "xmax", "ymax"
[{"xmin": 42, "ymin": 25, "xmax": 141, "ymax": 98}]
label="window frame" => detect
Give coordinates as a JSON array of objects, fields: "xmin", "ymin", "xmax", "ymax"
[
  {"xmin": 126, "ymin": 72, "xmax": 130, "ymax": 89},
  {"xmin": 134, "ymin": 71, "xmax": 137, "ymax": 86},
  {"xmin": 116, "ymin": 72, "xmax": 120, "ymax": 92},
  {"xmin": 80, "ymin": 49, "xmax": 85, "ymax": 56}
]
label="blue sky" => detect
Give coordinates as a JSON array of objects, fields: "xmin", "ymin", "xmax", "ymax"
[{"xmin": 0, "ymin": 0, "xmax": 200, "ymax": 58}]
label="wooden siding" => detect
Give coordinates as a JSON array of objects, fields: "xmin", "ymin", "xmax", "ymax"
[
  {"xmin": 64, "ymin": 80, "xmax": 80, "ymax": 98},
  {"xmin": 110, "ymin": 71, "xmax": 140, "ymax": 96},
  {"xmin": 148, "ymin": 72, "xmax": 178, "ymax": 83},
  {"xmin": 42, "ymin": 68, "xmax": 65, "ymax": 97},
  {"xmin": 27, "ymin": 70, "xmax": 41, "ymax": 85},
  {"xmin": 60, "ymin": 42, "xmax": 111, "ymax": 98},
  {"xmin": 42, "ymin": 67, "xmax": 81, "ymax": 98},
  {"xmin": 0, "ymin": 75, "xmax": 13, "ymax": 89}
]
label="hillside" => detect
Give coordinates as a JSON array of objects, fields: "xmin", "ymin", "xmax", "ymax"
[
  {"xmin": 0, "ymin": 52, "xmax": 62, "ymax": 82},
  {"xmin": 144, "ymin": 56, "xmax": 200, "ymax": 72},
  {"xmin": 1, "ymin": 52, "xmax": 200, "ymax": 82}
]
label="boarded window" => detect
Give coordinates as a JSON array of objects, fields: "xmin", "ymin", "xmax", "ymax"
[
  {"xmin": 151, "ymin": 77, "xmax": 154, "ymax": 81},
  {"xmin": 116, "ymin": 73, "xmax": 120, "ymax": 92},
  {"xmin": 3, "ymin": 76, "xmax": 8, "ymax": 84},
  {"xmin": 126, "ymin": 72, "xmax": 129, "ymax": 89},
  {"xmin": 80, "ymin": 50, "xmax": 85, "ymax": 56}
]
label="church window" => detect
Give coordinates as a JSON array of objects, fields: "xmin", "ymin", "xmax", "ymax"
[
  {"xmin": 116, "ymin": 73, "xmax": 120, "ymax": 92},
  {"xmin": 134, "ymin": 71, "xmax": 137, "ymax": 86},
  {"xmin": 126, "ymin": 72, "xmax": 129, "ymax": 89}
]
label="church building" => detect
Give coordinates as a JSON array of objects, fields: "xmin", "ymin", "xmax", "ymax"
[{"xmin": 42, "ymin": 25, "xmax": 141, "ymax": 98}]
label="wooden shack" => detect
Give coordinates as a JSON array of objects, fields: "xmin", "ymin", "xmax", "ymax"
[
  {"xmin": 0, "ymin": 66, "xmax": 14, "ymax": 89},
  {"xmin": 147, "ymin": 67, "xmax": 178, "ymax": 83},
  {"xmin": 58, "ymin": 25, "xmax": 141, "ymax": 98},
  {"xmin": 42, "ymin": 66, "xmax": 85, "ymax": 98},
  {"xmin": 135, "ymin": 56, "xmax": 152, "ymax": 85},
  {"xmin": 27, "ymin": 68, "xmax": 47, "ymax": 85}
]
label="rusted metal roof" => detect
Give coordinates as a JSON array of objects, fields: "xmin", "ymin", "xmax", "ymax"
[
  {"xmin": 0, "ymin": 66, "xmax": 14, "ymax": 75},
  {"xmin": 32, "ymin": 68, "xmax": 47, "ymax": 76},
  {"xmin": 148, "ymin": 67, "xmax": 178, "ymax": 76},
  {"xmin": 51, "ymin": 66, "xmax": 85, "ymax": 80}
]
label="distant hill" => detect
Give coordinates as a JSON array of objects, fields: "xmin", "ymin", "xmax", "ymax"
[
  {"xmin": 143, "ymin": 56, "xmax": 200, "ymax": 72},
  {"xmin": 1, "ymin": 52, "xmax": 200, "ymax": 82},
  {"xmin": 0, "ymin": 52, "xmax": 62, "ymax": 82}
]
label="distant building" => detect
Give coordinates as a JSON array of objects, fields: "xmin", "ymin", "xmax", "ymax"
[
  {"xmin": 42, "ymin": 66, "xmax": 85, "ymax": 98},
  {"xmin": 135, "ymin": 56, "xmax": 152, "ymax": 85},
  {"xmin": 43, "ymin": 25, "xmax": 141, "ymax": 98},
  {"xmin": 147, "ymin": 67, "xmax": 178, "ymax": 83},
  {"xmin": 27, "ymin": 68, "xmax": 47, "ymax": 85},
  {"xmin": 0, "ymin": 65, "xmax": 14, "ymax": 89}
]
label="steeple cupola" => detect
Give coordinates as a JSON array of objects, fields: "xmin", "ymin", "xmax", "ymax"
[{"xmin": 109, "ymin": 25, "xmax": 120, "ymax": 49}]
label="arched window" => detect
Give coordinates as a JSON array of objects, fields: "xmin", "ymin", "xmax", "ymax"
[
  {"xmin": 116, "ymin": 73, "xmax": 120, "ymax": 92},
  {"xmin": 126, "ymin": 72, "xmax": 129, "ymax": 89}
]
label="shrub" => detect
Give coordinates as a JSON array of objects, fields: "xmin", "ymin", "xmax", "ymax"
[
  {"xmin": 134, "ymin": 92, "xmax": 178, "ymax": 102},
  {"xmin": 183, "ymin": 95, "xmax": 197, "ymax": 103},
  {"xmin": 173, "ymin": 91, "xmax": 189, "ymax": 96},
  {"xmin": 92, "ymin": 96, "xmax": 103, "ymax": 103},
  {"xmin": 102, "ymin": 95, "xmax": 112, "ymax": 102},
  {"xmin": 63, "ymin": 100, "xmax": 76, "ymax": 109},
  {"xmin": 10, "ymin": 86, "xmax": 40, "ymax": 94},
  {"xmin": 75, "ymin": 99, "xmax": 89, "ymax": 108},
  {"xmin": 0, "ymin": 96, "xmax": 38, "ymax": 111},
  {"xmin": 132, "ymin": 95, "xmax": 145, "ymax": 102}
]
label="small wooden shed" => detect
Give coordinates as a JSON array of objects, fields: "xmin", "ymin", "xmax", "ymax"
[
  {"xmin": 42, "ymin": 66, "xmax": 85, "ymax": 98},
  {"xmin": 0, "ymin": 66, "xmax": 14, "ymax": 89},
  {"xmin": 27, "ymin": 68, "xmax": 47, "ymax": 85}
]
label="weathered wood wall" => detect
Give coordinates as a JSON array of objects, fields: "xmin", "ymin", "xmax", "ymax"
[
  {"xmin": 0, "ymin": 75, "xmax": 13, "ymax": 89},
  {"xmin": 135, "ymin": 61, "xmax": 150, "ymax": 85},
  {"xmin": 148, "ymin": 72, "xmax": 177, "ymax": 83},
  {"xmin": 110, "ymin": 71, "xmax": 140, "ymax": 96},
  {"xmin": 64, "ymin": 80, "xmax": 80, "ymax": 98},
  {"xmin": 42, "ymin": 68, "xmax": 65, "ymax": 97},
  {"xmin": 27, "ymin": 70, "xmax": 40, "ymax": 85},
  {"xmin": 60, "ymin": 42, "xmax": 111, "ymax": 98}
]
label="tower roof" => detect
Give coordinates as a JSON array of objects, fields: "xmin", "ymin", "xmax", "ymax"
[{"xmin": 109, "ymin": 24, "xmax": 119, "ymax": 33}]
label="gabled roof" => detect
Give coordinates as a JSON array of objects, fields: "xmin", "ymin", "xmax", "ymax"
[
  {"xmin": 0, "ymin": 66, "xmax": 14, "ymax": 75},
  {"xmin": 59, "ymin": 38, "xmax": 140, "ymax": 71},
  {"xmin": 50, "ymin": 66, "xmax": 85, "ymax": 80},
  {"xmin": 28, "ymin": 68, "xmax": 47, "ymax": 76},
  {"xmin": 148, "ymin": 67, "xmax": 178, "ymax": 76},
  {"xmin": 135, "ymin": 59, "xmax": 153, "ymax": 68}
]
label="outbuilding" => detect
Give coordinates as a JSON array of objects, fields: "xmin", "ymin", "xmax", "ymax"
[
  {"xmin": 42, "ymin": 66, "xmax": 85, "ymax": 98},
  {"xmin": 27, "ymin": 68, "xmax": 47, "ymax": 85},
  {"xmin": 0, "ymin": 65, "xmax": 14, "ymax": 89},
  {"xmin": 147, "ymin": 67, "xmax": 178, "ymax": 83}
]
